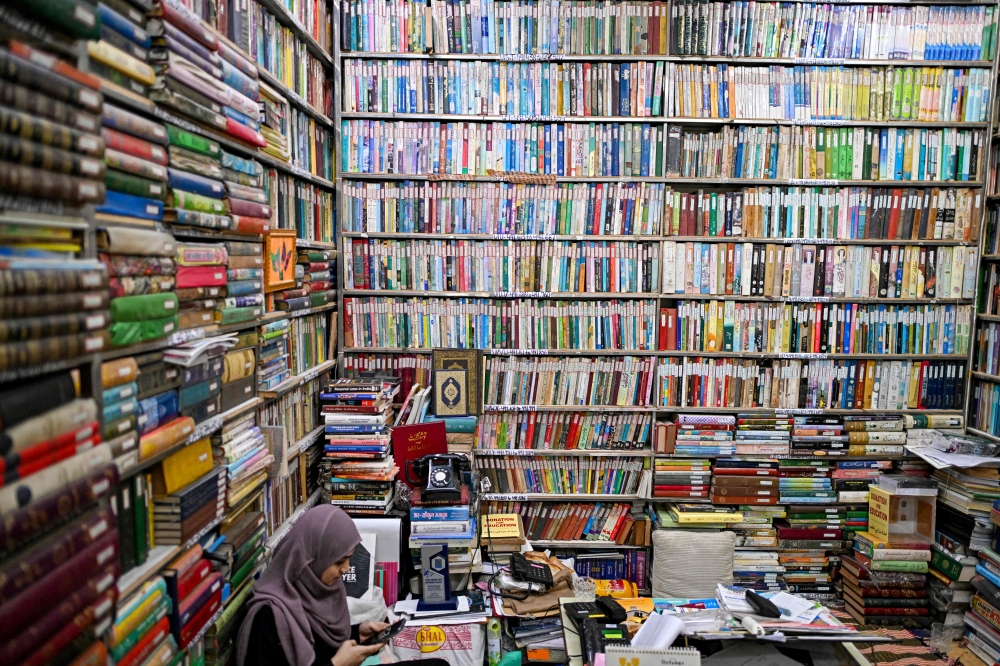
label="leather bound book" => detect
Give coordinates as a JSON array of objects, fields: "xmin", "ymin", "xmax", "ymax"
[
  {"xmin": 13, "ymin": 587, "xmax": 117, "ymax": 665},
  {"xmin": 0, "ymin": 81, "xmax": 99, "ymax": 133},
  {"xmin": 0, "ymin": 47, "xmax": 102, "ymax": 112}
]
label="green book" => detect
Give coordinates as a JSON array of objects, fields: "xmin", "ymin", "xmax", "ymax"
[
  {"xmin": 20, "ymin": 0, "xmax": 101, "ymax": 39},
  {"xmin": 901, "ymin": 68, "xmax": 913, "ymax": 120},
  {"xmin": 708, "ymin": 193, "xmax": 717, "ymax": 236},
  {"xmin": 217, "ymin": 306, "xmax": 258, "ymax": 325},
  {"xmin": 171, "ymin": 188, "xmax": 226, "ymax": 214},
  {"xmin": 930, "ymin": 546, "xmax": 975, "ymax": 581},
  {"xmin": 111, "ymin": 599, "xmax": 170, "ymax": 661},
  {"xmin": 870, "ymin": 560, "xmax": 928, "ymax": 573},
  {"xmin": 166, "ymin": 123, "xmax": 221, "ymax": 158},
  {"xmin": 890, "ymin": 69, "xmax": 903, "ymax": 119},
  {"xmin": 231, "ymin": 546, "xmax": 265, "ymax": 589},
  {"xmin": 106, "ymin": 169, "xmax": 168, "ymax": 201}
]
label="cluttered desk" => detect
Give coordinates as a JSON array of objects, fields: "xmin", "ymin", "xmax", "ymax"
[{"xmin": 558, "ymin": 589, "xmax": 903, "ymax": 666}]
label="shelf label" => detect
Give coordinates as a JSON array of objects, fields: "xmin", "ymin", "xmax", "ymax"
[
  {"xmin": 476, "ymin": 449, "xmax": 541, "ymax": 456},
  {"xmin": 776, "ymin": 408, "xmax": 825, "ymax": 415},
  {"xmin": 489, "ymin": 349, "xmax": 551, "ymax": 356},
  {"xmin": 488, "ymin": 493, "xmax": 530, "ymax": 501},
  {"xmin": 486, "ymin": 405, "xmax": 538, "ymax": 412},
  {"xmin": 491, "ymin": 291, "xmax": 553, "ymax": 298},
  {"xmin": 794, "ymin": 58, "xmax": 845, "ymax": 66},
  {"xmin": 492, "ymin": 234, "xmax": 558, "ymax": 241},
  {"xmin": 499, "ymin": 54, "xmax": 563, "ymax": 62},
  {"xmin": 789, "ymin": 179, "xmax": 839, "ymax": 186},
  {"xmin": 778, "ymin": 352, "xmax": 829, "ymax": 359},
  {"xmin": 498, "ymin": 115, "xmax": 566, "ymax": 122}
]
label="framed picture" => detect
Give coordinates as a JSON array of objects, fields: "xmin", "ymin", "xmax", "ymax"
[{"xmin": 264, "ymin": 229, "xmax": 296, "ymax": 292}]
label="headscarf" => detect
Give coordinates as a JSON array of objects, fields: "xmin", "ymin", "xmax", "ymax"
[{"xmin": 236, "ymin": 505, "xmax": 362, "ymax": 666}]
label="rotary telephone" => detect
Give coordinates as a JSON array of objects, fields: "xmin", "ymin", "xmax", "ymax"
[{"xmin": 406, "ymin": 454, "xmax": 470, "ymax": 502}]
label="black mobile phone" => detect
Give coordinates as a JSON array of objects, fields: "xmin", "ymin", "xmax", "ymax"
[{"xmin": 361, "ymin": 619, "xmax": 407, "ymax": 646}]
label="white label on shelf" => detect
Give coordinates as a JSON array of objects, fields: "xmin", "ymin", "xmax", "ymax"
[
  {"xmin": 489, "ymin": 349, "xmax": 550, "ymax": 356},
  {"xmin": 491, "ymin": 291, "xmax": 552, "ymax": 298},
  {"xmin": 776, "ymin": 408, "xmax": 825, "ymax": 415},
  {"xmin": 778, "ymin": 353, "xmax": 828, "ymax": 359},
  {"xmin": 789, "ymin": 179, "xmax": 839, "ymax": 186},
  {"xmin": 794, "ymin": 58, "xmax": 845, "ymax": 65},
  {"xmin": 489, "ymin": 494, "xmax": 529, "ymax": 501}
]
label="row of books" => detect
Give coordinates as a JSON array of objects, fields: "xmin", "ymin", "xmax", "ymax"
[
  {"xmin": 655, "ymin": 358, "xmax": 966, "ymax": 411},
  {"xmin": 671, "ymin": 126, "xmax": 982, "ymax": 184},
  {"xmin": 344, "ymin": 60, "xmax": 990, "ymax": 125},
  {"xmin": 342, "ymin": 353, "xmax": 432, "ymax": 400},
  {"xmin": 342, "ymin": 0, "xmax": 995, "ymax": 61},
  {"xmin": 976, "ymin": 262, "xmax": 1000, "ymax": 317},
  {"xmin": 482, "ymin": 500, "xmax": 646, "ymax": 543},
  {"xmin": 664, "ymin": 242, "xmax": 977, "ymax": 300},
  {"xmin": 268, "ymin": 248, "xmax": 336, "ymax": 313},
  {"xmin": 343, "ymin": 297, "xmax": 662, "ymax": 351},
  {"xmin": 348, "ymin": 238, "xmax": 660, "ymax": 293},
  {"xmin": 250, "ymin": 4, "xmax": 329, "ymax": 112},
  {"xmin": 340, "ymin": 120, "xmax": 983, "ymax": 180},
  {"xmin": 969, "ymin": 380, "xmax": 1000, "ymax": 438},
  {"xmin": 664, "ymin": 187, "xmax": 980, "ymax": 241},
  {"xmin": 340, "ymin": 182, "xmax": 982, "ymax": 241},
  {"xmin": 288, "ymin": 312, "xmax": 331, "ymax": 375},
  {"xmin": 671, "ymin": 2, "xmax": 996, "ymax": 61},
  {"xmin": 290, "ymin": 110, "xmax": 336, "ymax": 179},
  {"xmin": 477, "ymin": 454, "xmax": 647, "ymax": 494},
  {"xmin": 258, "ymin": 377, "xmax": 324, "ymax": 448},
  {"xmin": 662, "ymin": 302, "xmax": 971, "ymax": 356},
  {"xmin": 973, "ymin": 322, "xmax": 1000, "ymax": 377},
  {"xmin": 267, "ymin": 170, "xmax": 336, "ymax": 241},
  {"xmin": 476, "ymin": 411, "xmax": 654, "ymax": 450},
  {"xmin": 259, "ymin": 319, "xmax": 293, "ymax": 390}
]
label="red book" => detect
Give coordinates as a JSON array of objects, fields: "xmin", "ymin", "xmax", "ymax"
[
  {"xmin": 119, "ymin": 617, "xmax": 170, "ymax": 666},
  {"xmin": 390, "ymin": 422, "xmax": 446, "ymax": 489},
  {"xmin": 229, "ymin": 215, "xmax": 270, "ymax": 234},
  {"xmin": 226, "ymin": 198, "xmax": 271, "ymax": 218},
  {"xmin": 179, "ymin": 589, "xmax": 222, "ymax": 649},
  {"xmin": 225, "ymin": 118, "xmax": 267, "ymax": 147},
  {"xmin": 176, "ymin": 265, "xmax": 227, "ymax": 288},
  {"xmin": 0, "ymin": 436, "xmax": 100, "ymax": 483},
  {"xmin": 712, "ymin": 468, "xmax": 778, "ymax": 476},
  {"xmin": 887, "ymin": 188, "xmax": 902, "ymax": 239},
  {"xmin": 101, "ymin": 128, "xmax": 168, "ymax": 165},
  {"xmin": 176, "ymin": 559, "xmax": 212, "ymax": 601},
  {"xmin": 8, "ymin": 40, "xmax": 101, "ymax": 94}
]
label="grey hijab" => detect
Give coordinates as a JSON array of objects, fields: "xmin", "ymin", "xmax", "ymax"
[{"xmin": 237, "ymin": 505, "xmax": 362, "ymax": 666}]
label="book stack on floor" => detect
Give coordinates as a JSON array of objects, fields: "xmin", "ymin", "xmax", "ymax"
[
  {"xmin": 674, "ymin": 414, "xmax": 734, "ymax": 456},
  {"xmin": 99, "ymin": 227, "xmax": 180, "ymax": 346},
  {"xmin": 653, "ymin": 457, "xmax": 711, "ymax": 500},
  {"xmin": 98, "ymin": 103, "xmax": 169, "ymax": 227},
  {"xmin": 711, "ymin": 459, "xmax": 780, "ymax": 507},
  {"xmin": 322, "ymin": 378, "xmax": 398, "ymax": 516},
  {"xmin": 163, "ymin": 544, "xmax": 223, "ymax": 651},
  {"xmin": 780, "ymin": 550, "xmax": 838, "ymax": 604},
  {"xmin": 146, "ymin": 0, "xmax": 266, "ymax": 151},
  {"xmin": 258, "ymin": 319, "xmax": 292, "ymax": 390},
  {"xmin": 0, "ymin": 40, "xmax": 107, "ymax": 214},
  {"xmin": 926, "ymin": 538, "xmax": 976, "ymax": 629},
  {"xmin": 832, "ymin": 461, "xmax": 883, "ymax": 506},
  {"xmin": 738, "ymin": 415, "xmax": 791, "ymax": 456},
  {"xmin": 215, "ymin": 408, "xmax": 272, "ymax": 509},
  {"xmin": 841, "ymin": 532, "xmax": 933, "ymax": 628},
  {"xmin": 777, "ymin": 506, "xmax": 847, "ymax": 601},
  {"xmin": 409, "ymin": 494, "xmax": 479, "ymax": 591},
  {"xmin": 219, "ymin": 239, "xmax": 265, "ymax": 326},
  {"xmin": 203, "ymin": 507, "xmax": 267, "ymax": 666},
  {"xmin": 152, "ymin": 461, "xmax": 227, "ymax": 546},
  {"xmin": 0, "ymin": 373, "xmax": 120, "ymax": 665},
  {"xmin": 110, "ymin": 576, "xmax": 178, "ymax": 666}
]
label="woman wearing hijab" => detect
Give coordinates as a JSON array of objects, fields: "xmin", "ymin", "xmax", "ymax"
[{"xmin": 236, "ymin": 505, "xmax": 447, "ymax": 666}]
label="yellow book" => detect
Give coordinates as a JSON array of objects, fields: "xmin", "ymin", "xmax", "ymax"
[
  {"xmin": 668, "ymin": 508, "xmax": 744, "ymax": 523},
  {"xmin": 151, "ymin": 436, "xmax": 213, "ymax": 496},
  {"xmin": 863, "ymin": 360, "xmax": 876, "ymax": 408},
  {"xmin": 900, "ymin": 247, "xmax": 912, "ymax": 298},
  {"xmin": 707, "ymin": 300, "xmax": 719, "ymax": 351},
  {"xmin": 87, "ymin": 40, "xmax": 155, "ymax": 85},
  {"xmin": 113, "ymin": 583, "xmax": 165, "ymax": 646}
]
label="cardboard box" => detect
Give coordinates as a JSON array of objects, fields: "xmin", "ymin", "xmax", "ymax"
[{"xmin": 868, "ymin": 486, "xmax": 935, "ymax": 544}]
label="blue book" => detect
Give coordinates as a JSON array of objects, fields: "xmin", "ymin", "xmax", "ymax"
[
  {"xmin": 97, "ymin": 3, "xmax": 151, "ymax": 48},
  {"xmin": 221, "ymin": 151, "xmax": 262, "ymax": 176},
  {"xmin": 226, "ymin": 279, "xmax": 261, "ymax": 297},
  {"xmin": 410, "ymin": 506, "xmax": 471, "ymax": 521},
  {"xmin": 220, "ymin": 60, "xmax": 259, "ymax": 101},
  {"xmin": 223, "ymin": 106, "xmax": 259, "ymax": 132},
  {"xmin": 639, "ymin": 125, "xmax": 650, "ymax": 177},
  {"xmin": 97, "ymin": 190, "xmax": 163, "ymax": 220},
  {"xmin": 168, "ymin": 168, "xmax": 225, "ymax": 199}
]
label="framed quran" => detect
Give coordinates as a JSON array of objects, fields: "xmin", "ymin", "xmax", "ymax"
[{"xmin": 431, "ymin": 349, "xmax": 482, "ymax": 415}]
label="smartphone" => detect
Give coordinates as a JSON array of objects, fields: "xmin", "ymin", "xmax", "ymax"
[{"xmin": 361, "ymin": 619, "xmax": 407, "ymax": 646}]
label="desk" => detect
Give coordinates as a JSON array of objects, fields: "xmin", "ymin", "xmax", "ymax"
[{"xmin": 558, "ymin": 598, "xmax": 902, "ymax": 666}]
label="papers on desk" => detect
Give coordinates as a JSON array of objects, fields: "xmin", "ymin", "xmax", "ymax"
[
  {"xmin": 715, "ymin": 585, "xmax": 853, "ymax": 634},
  {"xmin": 391, "ymin": 596, "xmax": 490, "ymax": 625}
]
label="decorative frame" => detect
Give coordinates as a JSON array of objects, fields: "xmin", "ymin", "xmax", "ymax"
[{"xmin": 264, "ymin": 229, "xmax": 297, "ymax": 292}]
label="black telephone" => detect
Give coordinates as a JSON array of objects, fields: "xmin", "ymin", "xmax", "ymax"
[{"xmin": 406, "ymin": 454, "xmax": 470, "ymax": 502}]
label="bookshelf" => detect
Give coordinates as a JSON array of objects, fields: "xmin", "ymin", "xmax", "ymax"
[
  {"xmin": 334, "ymin": 0, "xmax": 1000, "ymax": 589},
  {"xmin": 0, "ymin": 0, "xmax": 337, "ymax": 663}
]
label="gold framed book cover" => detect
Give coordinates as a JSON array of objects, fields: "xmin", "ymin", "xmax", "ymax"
[{"xmin": 432, "ymin": 349, "xmax": 482, "ymax": 415}]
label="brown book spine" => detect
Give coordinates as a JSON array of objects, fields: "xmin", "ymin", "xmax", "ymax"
[
  {"xmin": 0, "ymin": 161, "xmax": 105, "ymax": 204},
  {"xmin": 0, "ymin": 291, "xmax": 109, "ymax": 318}
]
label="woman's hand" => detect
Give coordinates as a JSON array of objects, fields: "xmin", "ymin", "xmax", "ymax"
[
  {"xmin": 358, "ymin": 621, "xmax": 390, "ymax": 643},
  {"xmin": 331, "ymin": 640, "xmax": 383, "ymax": 666}
]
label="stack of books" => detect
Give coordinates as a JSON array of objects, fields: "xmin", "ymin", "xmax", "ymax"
[
  {"xmin": 776, "ymin": 508, "xmax": 846, "ymax": 596},
  {"xmin": 843, "ymin": 415, "xmax": 908, "ymax": 458},
  {"xmin": 152, "ymin": 466, "xmax": 227, "ymax": 545},
  {"xmin": 213, "ymin": 409, "xmax": 272, "ymax": 508},
  {"xmin": 217, "ymin": 239, "xmax": 265, "ymax": 327},
  {"xmin": 85, "ymin": 0, "xmax": 153, "ymax": 103},
  {"xmin": 781, "ymin": 550, "xmax": 838, "ymax": 602},
  {"xmin": 98, "ymin": 227, "xmax": 180, "ymax": 346},
  {"xmin": 731, "ymin": 505, "xmax": 783, "ymax": 548},
  {"xmin": 963, "ymin": 571, "xmax": 1000, "ymax": 665},
  {"xmin": 572, "ymin": 550, "xmax": 647, "ymax": 589},
  {"xmin": 831, "ymin": 461, "xmax": 882, "ymax": 506},
  {"xmin": 203, "ymin": 509, "xmax": 267, "ymax": 666},
  {"xmin": 711, "ymin": 459, "xmax": 780, "ymax": 506},
  {"xmin": 258, "ymin": 319, "xmax": 292, "ymax": 390},
  {"xmin": 221, "ymin": 151, "xmax": 272, "ymax": 236},
  {"xmin": 110, "ymin": 576, "xmax": 180, "ymax": 666},
  {"xmin": 101, "ymin": 358, "xmax": 141, "ymax": 469},
  {"xmin": 791, "ymin": 417, "xmax": 846, "ymax": 457},
  {"xmin": 98, "ymin": 100, "xmax": 171, "ymax": 225},
  {"xmin": 733, "ymin": 551, "xmax": 786, "ymax": 592},
  {"xmin": 164, "ymin": 544, "xmax": 224, "ymax": 650},
  {"xmin": 926, "ymin": 541, "xmax": 976, "ymax": 629},
  {"xmin": 145, "ymin": 0, "xmax": 266, "ymax": 150},
  {"xmin": 322, "ymin": 379, "xmax": 398, "ymax": 515},
  {"xmin": 219, "ymin": 333, "xmax": 257, "ymax": 411},
  {"xmin": 779, "ymin": 469, "xmax": 835, "ymax": 505},
  {"xmin": 409, "ymin": 495, "xmax": 479, "ymax": 582},
  {"xmin": 842, "ymin": 531, "xmax": 932, "ymax": 628},
  {"xmin": 653, "ymin": 458, "xmax": 711, "ymax": 500},
  {"xmin": 258, "ymin": 85, "xmax": 291, "ymax": 161},
  {"xmin": 173, "ymin": 238, "xmax": 228, "ymax": 328},
  {"xmin": 174, "ymin": 333, "xmax": 225, "ymax": 424},
  {"xmin": 270, "ymin": 248, "xmax": 336, "ymax": 312},
  {"xmin": 674, "ymin": 414, "xmax": 734, "ymax": 456},
  {"xmin": 736, "ymin": 415, "xmax": 791, "ymax": 456}
]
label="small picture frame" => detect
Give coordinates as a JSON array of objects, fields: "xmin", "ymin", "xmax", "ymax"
[{"xmin": 264, "ymin": 229, "xmax": 297, "ymax": 292}]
